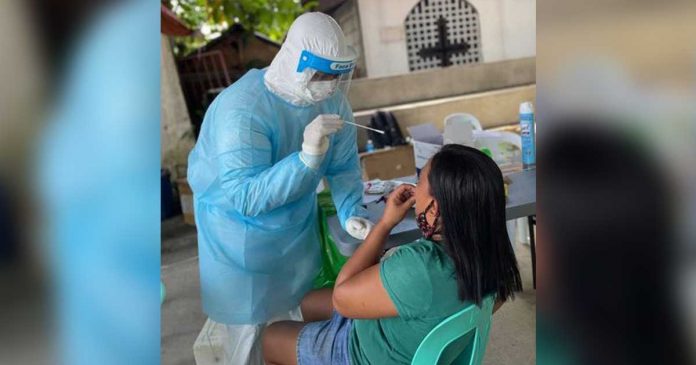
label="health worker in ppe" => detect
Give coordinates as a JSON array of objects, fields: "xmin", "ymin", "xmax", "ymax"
[{"xmin": 187, "ymin": 11, "xmax": 373, "ymax": 342}]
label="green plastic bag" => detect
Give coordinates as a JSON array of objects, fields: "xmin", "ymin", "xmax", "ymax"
[{"xmin": 312, "ymin": 191, "xmax": 349, "ymax": 289}]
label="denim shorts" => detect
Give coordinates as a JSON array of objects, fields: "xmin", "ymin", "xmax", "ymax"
[{"xmin": 296, "ymin": 311, "xmax": 353, "ymax": 365}]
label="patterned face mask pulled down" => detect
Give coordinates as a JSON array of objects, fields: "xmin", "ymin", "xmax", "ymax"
[{"xmin": 416, "ymin": 199, "xmax": 440, "ymax": 239}]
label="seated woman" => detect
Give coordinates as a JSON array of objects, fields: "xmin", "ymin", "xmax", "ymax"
[{"xmin": 263, "ymin": 144, "xmax": 523, "ymax": 365}]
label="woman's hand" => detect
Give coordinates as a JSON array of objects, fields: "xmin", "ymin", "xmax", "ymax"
[{"xmin": 379, "ymin": 184, "xmax": 416, "ymax": 230}]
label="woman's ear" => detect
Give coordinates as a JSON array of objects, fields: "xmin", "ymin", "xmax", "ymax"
[
  {"xmin": 428, "ymin": 200, "xmax": 442, "ymax": 231},
  {"xmin": 429, "ymin": 200, "xmax": 440, "ymax": 219}
]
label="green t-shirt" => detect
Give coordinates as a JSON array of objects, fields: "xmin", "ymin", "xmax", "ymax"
[{"xmin": 348, "ymin": 239, "xmax": 470, "ymax": 365}]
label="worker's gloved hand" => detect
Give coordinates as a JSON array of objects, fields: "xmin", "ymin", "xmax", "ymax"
[
  {"xmin": 345, "ymin": 216, "xmax": 374, "ymax": 240},
  {"xmin": 300, "ymin": 114, "xmax": 344, "ymax": 169}
]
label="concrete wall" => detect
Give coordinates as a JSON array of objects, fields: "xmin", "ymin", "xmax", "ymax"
[
  {"xmin": 500, "ymin": 0, "xmax": 537, "ymax": 59},
  {"xmin": 331, "ymin": 0, "xmax": 367, "ymax": 78},
  {"xmin": 353, "ymin": 84, "xmax": 536, "ymax": 149},
  {"xmin": 355, "ymin": 0, "xmax": 411, "ymax": 78},
  {"xmin": 349, "ymin": 57, "xmax": 535, "ymax": 110},
  {"xmin": 161, "ymin": 36, "xmax": 195, "ymax": 179},
  {"xmin": 356, "ymin": 0, "xmax": 535, "ymax": 78}
]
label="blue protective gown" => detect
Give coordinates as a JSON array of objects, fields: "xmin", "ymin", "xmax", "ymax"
[{"xmin": 188, "ymin": 69, "xmax": 366, "ymax": 324}]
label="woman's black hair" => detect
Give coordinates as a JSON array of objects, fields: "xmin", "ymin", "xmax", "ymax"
[{"xmin": 428, "ymin": 144, "xmax": 522, "ymax": 304}]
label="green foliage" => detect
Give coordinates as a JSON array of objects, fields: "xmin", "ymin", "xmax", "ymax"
[{"xmin": 167, "ymin": 0, "xmax": 317, "ymax": 56}]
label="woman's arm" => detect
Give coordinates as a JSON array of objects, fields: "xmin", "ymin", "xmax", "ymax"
[
  {"xmin": 334, "ymin": 221, "xmax": 390, "ymax": 287},
  {"xmin": 332, "ymin": 185, "xmax": 416, "ymax": 319},
  {"xmin": 332, "ymin": 223, "xmax": 397, "ymax": 319}
]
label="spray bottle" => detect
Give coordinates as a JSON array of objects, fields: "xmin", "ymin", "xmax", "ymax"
[{"xmin": 519, "ymin": 102, "xmax": 536, "ymax": 169}]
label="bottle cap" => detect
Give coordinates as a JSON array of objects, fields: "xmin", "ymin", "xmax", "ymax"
[{"xmin": 520, "ymin": 101, "xmax": 534, "ymax": 114}]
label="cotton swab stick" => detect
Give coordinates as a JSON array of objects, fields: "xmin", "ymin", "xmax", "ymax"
[{"xmin": 343, "ymin": 120, "xmax": 385, "ymax": 134}]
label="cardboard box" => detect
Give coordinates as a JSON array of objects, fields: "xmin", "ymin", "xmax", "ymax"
[
  {"xmin": 360, "ymin": 145, "xmax": 416, "ymax": 180},
  {"xmin": 407, "ymin": 123, "xmax": 444, "ymax": 171},
  {"xmin": 176, "ymin": 178, "xmax": 195, "ymax": 226}
]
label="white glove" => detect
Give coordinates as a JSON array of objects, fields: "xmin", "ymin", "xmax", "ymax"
[
  {"xmin": 302, "ymin": 114, "xmax": 343, "ymax": 156},
  {"xmin": 345, "ymin": 217, "xmax": 374, "ymax": 240}
]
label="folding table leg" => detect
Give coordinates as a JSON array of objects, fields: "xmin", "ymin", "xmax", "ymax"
[{"xmin": 528, "ymin": 215, "xmax": 536, "ymax": 289}]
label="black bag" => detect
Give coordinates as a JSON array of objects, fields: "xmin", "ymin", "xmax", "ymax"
[{"xmin": 368, "ymin": 111, "xmax": 406, "ymax": 148}]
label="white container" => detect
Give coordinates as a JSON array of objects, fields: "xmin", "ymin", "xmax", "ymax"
[
  {"xmin": 443, "ymin": 113, "xmax": 482, "ymax": 146},
  {"xmin": 444, "ymin": 112, "xmax": 483, "ymax": 131},
  {"xmin": 473, "ymin": 130, "xmax": 521, "ymax": 166},
  {"xmin": 443, "ymin": 118, "xmax": 474, "ymax": 146}
]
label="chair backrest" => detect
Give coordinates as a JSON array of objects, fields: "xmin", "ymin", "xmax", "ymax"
[{"xmin": 412, "ymin": 296, "xmax": 496, "ymax": 365}]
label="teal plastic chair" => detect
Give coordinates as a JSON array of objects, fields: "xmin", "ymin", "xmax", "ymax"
[{"xmin": 412, "ymin": 295, "xmax": 496, "ymax": 365}]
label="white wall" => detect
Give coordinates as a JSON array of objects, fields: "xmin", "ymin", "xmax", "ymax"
[
  {"xmin": 356, "ymin": 0, "xmax": 535, "ymax": 78},
  {"xmin": 356, "ymin": 0, "xmax": 413, "ymax": 78},
  {"xmin": 499, "ymin": 0, "xmax": 536, "ymax": 60}
]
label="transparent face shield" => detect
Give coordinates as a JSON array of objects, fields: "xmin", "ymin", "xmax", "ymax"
[{"xmin": 296, "ymin": 48, "xmax": 356, "ymax": 106}]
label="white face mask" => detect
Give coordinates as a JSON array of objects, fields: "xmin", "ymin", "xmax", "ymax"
[{"xmin": 306, "ymin": 80, "xmax": 338, "ymax": 102}]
